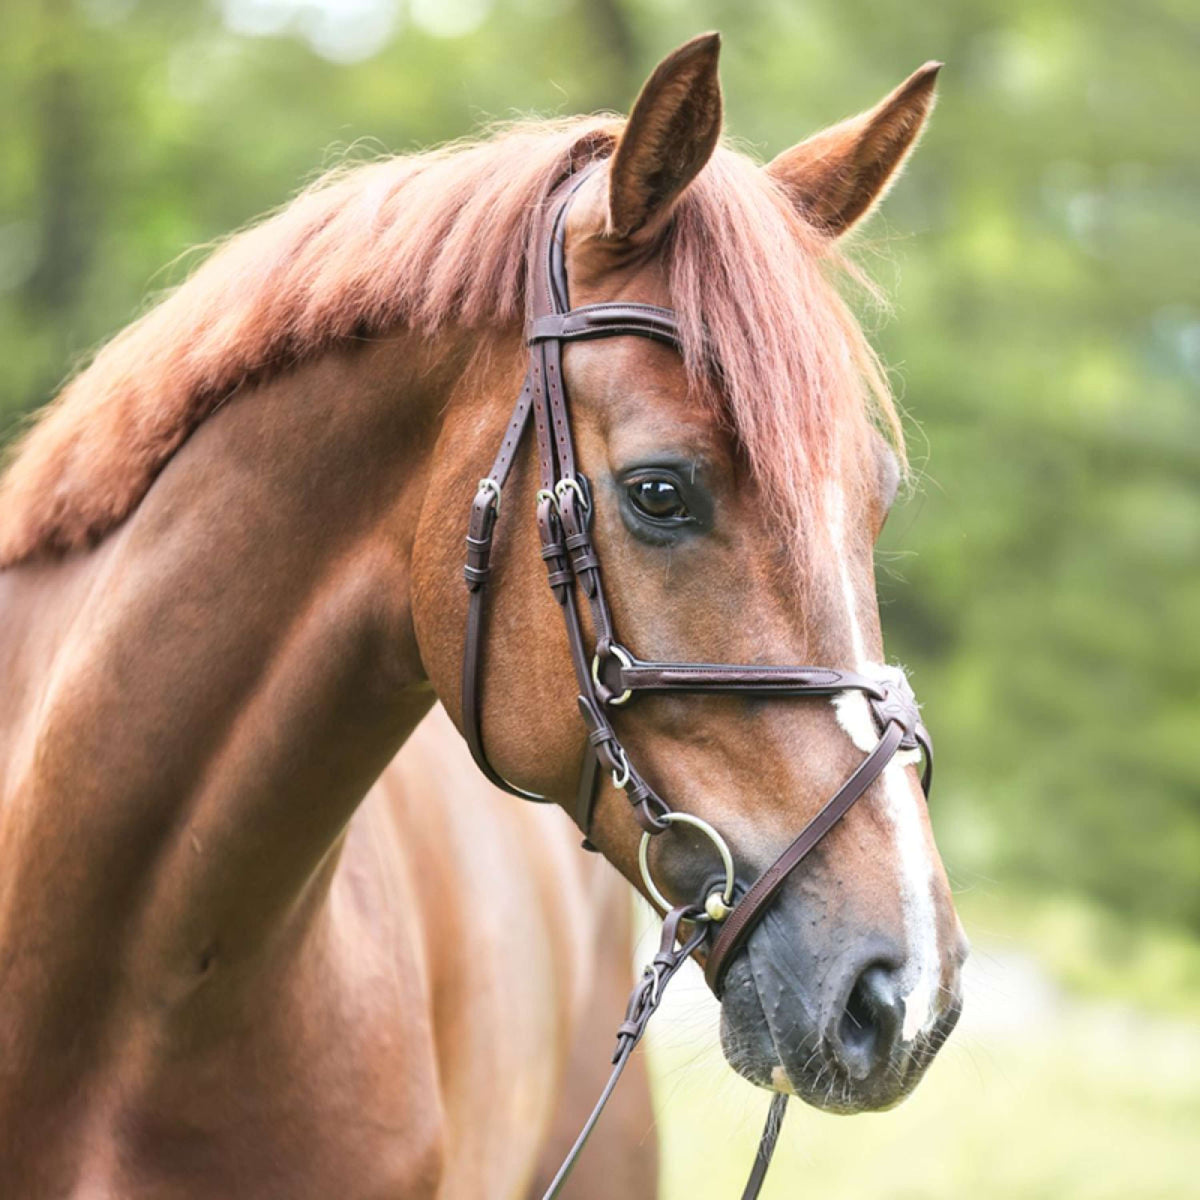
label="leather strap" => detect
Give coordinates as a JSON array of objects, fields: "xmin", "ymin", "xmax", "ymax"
[
  {"xmin": 705, "ymin": 720, "xmax": 908, "ymax": 994},
  {"xmin": 461, "ymin": 384, "xmax": 546, "ymax": 802},
  {"xmin": 460, "ymin": 160, "xmax": 935, "ymax": 1197},
  {"xmin": 529, "ymin": 303, "xmax": 680, "ymax": 348},
  {"xmin": 539, "ymin": 906, "xmax": 707, "ymax": 1200},
  {"xmin": 539, "ymin": 906, "xmax": 790, "ymax": 1200},
  {"xmin": 592, "ymin": 646, "xmax": 888, "ymax": 703},
  {"xmin": 618, "ymin": 664, "xmax": 882, "ymax": 696},
  {"xmin": 741, "ymin": 1094, "xmax": 790, "ymax": 1200}
]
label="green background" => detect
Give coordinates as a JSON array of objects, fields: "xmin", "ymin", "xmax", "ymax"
[{"xmin": 2, "ymin": 0, "xmax": 1198, "ymax": 1194}]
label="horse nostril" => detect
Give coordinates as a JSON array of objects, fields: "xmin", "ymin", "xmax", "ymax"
[{"xmin": 833, "ymin": 963, "xmax": 903, "ymax": 1082}]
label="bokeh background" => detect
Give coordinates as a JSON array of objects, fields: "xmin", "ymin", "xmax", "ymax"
[{"xmin": 2, "ymin": 0, "xmax": 1197, "ymax": 1195}]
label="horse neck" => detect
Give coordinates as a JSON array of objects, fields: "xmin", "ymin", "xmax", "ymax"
[{"xmin": 0, "ymin": 323, "xmax": 485, "ymax": 1024}]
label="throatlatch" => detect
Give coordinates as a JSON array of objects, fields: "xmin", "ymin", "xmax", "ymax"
[{"xmin": 460, "ymin": 162, "xmax": 932, "ymax": 1200}]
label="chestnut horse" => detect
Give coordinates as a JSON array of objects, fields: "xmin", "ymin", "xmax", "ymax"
[{"xmin": 0, "ymin": 34, "xmax": 966, "ymax": 1199}]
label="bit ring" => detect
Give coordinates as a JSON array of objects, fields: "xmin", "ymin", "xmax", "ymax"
[{"xmin": 638, "ymin": 812, "xmax": 736, "ymax": 920}]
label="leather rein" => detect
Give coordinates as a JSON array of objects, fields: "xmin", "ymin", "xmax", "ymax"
[{"xmin": 460, "ymin": 164, "xmax": 933, "ymax": 1198}]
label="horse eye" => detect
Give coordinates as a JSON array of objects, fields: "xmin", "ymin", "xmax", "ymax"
[{"xmin": 628, "ymin": 478, "xmax": 690, "ymax": 522}]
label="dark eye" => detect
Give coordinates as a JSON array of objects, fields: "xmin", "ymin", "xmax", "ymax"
[{"xmin": 628, "ymin": 477, "xmax": 691, "ymax": 523}]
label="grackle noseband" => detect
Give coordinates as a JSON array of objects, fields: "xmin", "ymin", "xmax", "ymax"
[{"xmin": 460, "ymin": 163, "xmax": 932, "ymax": 1199}]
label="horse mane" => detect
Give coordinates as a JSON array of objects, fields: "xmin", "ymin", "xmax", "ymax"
[{"xmin": 0, "ymin": 115, "xmax": 898, "ymax": 569}]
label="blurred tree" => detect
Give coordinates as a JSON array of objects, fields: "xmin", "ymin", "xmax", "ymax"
[{"xmin": 0, "ymin": 0, "xmax": 1196, "ymax": 932}]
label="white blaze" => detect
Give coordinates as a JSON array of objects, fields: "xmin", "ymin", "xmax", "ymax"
[{"xmin": 825, "ymin": 481, "xmax": 942, "ymax": 1042}]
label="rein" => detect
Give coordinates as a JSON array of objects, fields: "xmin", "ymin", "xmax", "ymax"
[{"xmin": 460, "ymin": 164, "xmax": 933, "ymax": 1197}]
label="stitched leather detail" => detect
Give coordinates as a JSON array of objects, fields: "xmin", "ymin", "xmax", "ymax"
[{"xmin": 529, "ymin": 304, "xmax": 681, "ymax": 348}]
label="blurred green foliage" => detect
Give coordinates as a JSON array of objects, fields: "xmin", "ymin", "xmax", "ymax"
[{"xmin": 2, "ymin": 1, "xmax": 1197, "ymax": 932}]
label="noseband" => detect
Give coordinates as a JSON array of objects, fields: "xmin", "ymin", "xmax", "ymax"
[{"xmin": 460, "ymin": 164, "xmax": 933, "ymax": 1198}]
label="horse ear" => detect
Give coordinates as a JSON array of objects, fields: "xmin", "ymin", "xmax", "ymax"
[
  {"xmin": 607, "ymin": 32, "xmax": 723, "ymax": 240},
  {"xmin": 767, "ymin": 62, "xmax": 942, "ymax": 236}
]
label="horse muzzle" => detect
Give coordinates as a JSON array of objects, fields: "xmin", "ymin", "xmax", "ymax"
[{"xmin": 716, "ymin": 910, "xmax": 965, "ymax": 1113}]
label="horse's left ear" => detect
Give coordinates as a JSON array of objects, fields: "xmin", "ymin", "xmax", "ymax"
[
  {"xmin": 607, "ymin": 32, "xmax": 724, "ymax": 240},
  {"xmin": 767, "ymin": 62, "xmax": 942, "ymax": 236}
]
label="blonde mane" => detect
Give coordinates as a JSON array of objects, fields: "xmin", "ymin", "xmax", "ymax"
[{"xmin": 0, "ymin": 116, "xmax": 898, "ymax": 568}]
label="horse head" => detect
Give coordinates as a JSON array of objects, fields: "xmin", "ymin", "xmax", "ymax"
[{"xmin": 414, "ymin": 35, "xmax": 966, "ymax": 1113}]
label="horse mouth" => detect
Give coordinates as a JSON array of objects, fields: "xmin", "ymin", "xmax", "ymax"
[{"xmin": 716, "ymin": 949, "xmax": 963, "ymax": 1114}]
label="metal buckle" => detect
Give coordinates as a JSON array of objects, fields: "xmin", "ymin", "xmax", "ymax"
[
  {"xmin": 592, "ymin": 643, "xmax": 633, "ymax": 706},
  {"xmin": 554, "ymin": 477, "xmax": 588, "ymax": 512},
  {"xmin": 476, "ymin": 477, "xmax": 501, "ymax": 514},
  {"xmin": 638, "ymin": 812, "xmax": 736, "ymax": 921},
  {"xmin": 610, "ymin": 744, "xmax": 631, "ymax": 790}
]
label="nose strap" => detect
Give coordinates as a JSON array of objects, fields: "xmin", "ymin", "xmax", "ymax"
[
  {"xmin": 868, "ymin": 668, "xmax": 920, "ymax": 742},
  {"xmin": 704, "ymin": 718, "xmax": 913, "ymax": 994},
  {"xmin": 595, "ymin": 644, "xmax": 889, "ymax": 701},
  {"xmin": 868, "ymin": 669, "xmax": 933, "ymax": 792},
  {"xmin": 589, "ymin": 648, "xmax": 933, "ymax": 993}
]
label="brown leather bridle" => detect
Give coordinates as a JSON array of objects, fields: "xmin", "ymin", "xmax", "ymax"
[{"xmin": 460, "ymin": 164, "xmax": 933, "ymax": 1198}]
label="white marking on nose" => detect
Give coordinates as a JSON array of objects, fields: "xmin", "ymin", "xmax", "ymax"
[
  {"xmin": 901, "ymin": 971, "xmax": 936, "ymax": 1043},
  {"xmin": 825, "ymin": 481, "xmax": 942, "ymax": 1041},
  {"xmin": 770, "ymin": 1065, "xmax": 797, "ymax": 1095}
]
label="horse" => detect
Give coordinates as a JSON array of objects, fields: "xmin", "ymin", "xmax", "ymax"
[{"xmin": 0, "ymin": 32, "xmax": 967, "ymax": 1198}]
